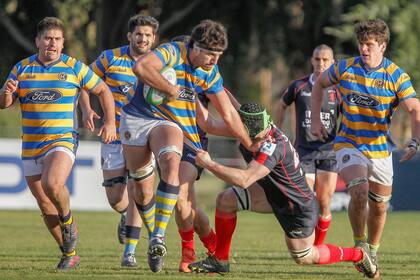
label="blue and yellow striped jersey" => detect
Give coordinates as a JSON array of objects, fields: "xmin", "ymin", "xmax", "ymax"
[
  {"xmin": 7, "ymin": 54, "xmax": 100, "ymax": 160},
  {"xmin": 124, "ymin": 41, "xmax": 224, "ymax": 149},
  {"xmin": 91, "ymin": 45, "xmax": 136, "ymax": 144},
  {"xmin": 328, "ymin": 56, "xmax": 417, "ymax": 158}
]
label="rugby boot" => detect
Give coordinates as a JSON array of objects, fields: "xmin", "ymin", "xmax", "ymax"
[
  {"xmin": 121, "ymin": 252, "xmax": 138, "ymax": 267},
  {"xmin": 188, "ymin": 255, "xmax": 230, "ymax": 275},
  {"xmin": 56, "ymin": 254, "xmax": 80, "ymax": 271},
  {"xmin": 147, "ymin": 236, "xmax": 167, "ymax": 273},
  {"xmin": 354, "ymin": 246, "xmax": 379, "ymax": 278},
  {"xmin": 178, "ymin": 247, "xmax": 196, "ymax": 273}
]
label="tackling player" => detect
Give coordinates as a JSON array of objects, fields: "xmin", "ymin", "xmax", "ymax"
[
  {"xmin": 0, "ymin": 17, "xmax": 116, "ymax": 270},
  {"xmin": 188, "ymin": 102, "xmax": 378, "ymax": 278},
  {"xmin": 79, "ymin": 15, "xmax": 159, "ymax": 267},
  {"xmin": 274, "ymin": 44, "xmax": 340, "ymax": 245},
  {"xmin": 311, "ymin": 19, "xmax": 420, "ymax": 277}
]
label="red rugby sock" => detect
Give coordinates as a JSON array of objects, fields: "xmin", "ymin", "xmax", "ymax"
[
  {"xmin": 314, "ymin": 215, "xmax": 332, "ymax": 245},
  {"xmin": 316, "ymin": 244, "xmax": 363, "ymax": 264},
  {"xmin": 214, "ymin": 209, "xmax": 237, "ymax": 261}
]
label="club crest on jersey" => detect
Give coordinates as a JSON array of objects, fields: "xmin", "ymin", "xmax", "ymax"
[
  {"xmin": 373, "ymin": 78, "xmax": 385, "ymax": 88},
  {"xmin": 347, "ymin": 93, "xmax": 380, "ymax": 108},
  {"xmin": 26, "ymin": 90, "xmax": 62, "ymax": 103},
  {"xmin": 58, "ymin": 73, "xmax": 67, "ymax": 81},
  {"xmin": 178, "ymin": 87, "xmax": 195, "ymax": 101},
  {"xmin": 260, "ymin": 141, "xmax": 276, "ymax": 156},
  {"xmin": 124, "ymin": 131, "xmax": 131, "ymax": 140},
  {"xmin": 328, "ymin": 90, "xmax": 336, "ymax": 103}
]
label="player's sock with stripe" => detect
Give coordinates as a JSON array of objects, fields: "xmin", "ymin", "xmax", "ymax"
[
  {"xmin": 369, "ymin": 243, "xmax": 380, "ymax": 258},
  {"xmin": 316, "ymin": 244, "xmax": 363, "ymax": 264},
  {"xmin": 199, "ymin": 228, "xmax": 217, "ymax": 255},
  {"xmin": 354, "ymin": 234, "xmax": 367, "ymax": 247},
  {"xmin": 214, "ymin": 209, "xmax": 237, "ymax": 261},
  {"xmin": 136, "ymin": 199, "xmax": 155, "ymax": 239},
  {"xmin": 153, "ymin": 180, "xmax": 179, "ymax": 237},
  {"xmin": 179, "ymin": 227, "xmax": 194, "ymax": 250},
  {"xmin": 60, "ymin": 210, "xmax": 76, "ymax": 257},
  {"xmin": 124, "ymin": 226, "xmax": 141, "ymax": 256},
  {"xmin": 314, "ymin": 214, "xmax": 332, "ymax": 245}
]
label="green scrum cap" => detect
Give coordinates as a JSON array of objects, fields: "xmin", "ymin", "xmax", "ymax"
[{"xmin": 238, "ymin": 102, "xmax": 272, "ymax": 138}]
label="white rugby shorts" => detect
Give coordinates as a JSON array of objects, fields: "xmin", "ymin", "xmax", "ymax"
[
  {"xmin": 336, "ymin": 148, "xmax": 393, "ymax": 186},
  {"xmin": 23, "ymin": 146, "xmax": 75, "ymax": 177}
]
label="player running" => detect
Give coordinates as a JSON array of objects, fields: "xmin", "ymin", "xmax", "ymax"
[
  {"xmin": 311, "ymin": 19, "xmax": 420, "ymax": 277},
  {"xmin": 79, "ymin": 15, "xmax": 159, "ymax": 267},
  {"xmin": 274, "ymin": 44, "xmax": 340, "ymax": 245},
  {"xmin": 119, "ymin": 19, "xmax": 254, "ymax": 273},
  {"xmin": 0, "ymin": 17, "xmax": 116, "ymax": 270},
  {"xmin": 188, "ymin": 102, "xmax": 378, "ymax": 278}
]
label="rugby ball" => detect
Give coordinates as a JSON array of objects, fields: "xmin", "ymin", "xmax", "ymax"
[{"xmin": 143, "ymin": 67, "xmax": 177, "ymax": 105}]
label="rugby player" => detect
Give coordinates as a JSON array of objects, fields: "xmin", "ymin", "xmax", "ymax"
[
  {"xmin": 311, "ymin": 19, "xmax": 420, "ymax": 277},
  {"xmin": 188, "ymin": 102, "xmax": 378, "ymax": 278},
  {"xmin": 119, "ymin": 19, "xmax": 254, "ymax": 273},
  {"xmin": 275, "ymin": 44, "xmax": 340, "ymax": 245},
  {"xmin": 79, "ymin": 15, "xmax": 159, "ymax": 267},
  {"xmin": 0, "ymin": 17, "xmax": 116, "ymax": 270}
]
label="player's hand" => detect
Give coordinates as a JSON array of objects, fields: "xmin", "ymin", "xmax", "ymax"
[
  {"xmin": 399, "ymin": 138, "xmax": 419, "ymax": 162},
  {"xmin": 82, "ymin": 109, "xmax": 100, "ymax": 132},
  {"xmin": 2, "ymin": 79, "xmax": 18, "ymax": 95},
  {"xmin": 310, "ymin": 117, "xmax": 328, "ymax": 142},
  {"xmin": 165, "ymin": 84, "xmax": 180, "ymax": 102},
  {"xmin": 98, "ymin": 121, "xmax": 117, "ymax": 144},
  {"xmin": 195, "ymin": 149, "xmax": 213, "ymax": 168}
]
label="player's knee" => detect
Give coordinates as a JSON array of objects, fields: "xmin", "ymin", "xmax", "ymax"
[
  {"xmin": 216, "ymin": 189, "xmax": 237, "ymax": 211},
  {"xmin": 128, "ymin": 161, "xmax": 155, "ymax": 183},
  {"xmin": 289, "ymin": 246, "xmax": 314, "ymax": 265}
]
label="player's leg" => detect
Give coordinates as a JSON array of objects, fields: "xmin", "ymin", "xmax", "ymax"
[
  {"xmin": 313, "ymin": 157, "xmax": 338, "ymax": 245},
  {"xmin": 41, "ymin": 149, "xmax": 79, "ymax": 270},
  {"xmin": 101, "ymin": 143, "xmax": 130, "ymax": 244},
  {"xmin": 175, "ymin": 161, "xmax": 198, "ymax": 272},
  {"xmin": 146, "ymin": 123, "xmax": 183, "ymax": 272},
  {"xmin": 121, "ymin": 178, "xmax": 146, "ymax": 267},
  {"xmin": 365, "ymin": 155, "xmax": 393, "ymax": 276},
  {"xmin": 189, "ymin": 183, "xmax": 272, "ymax": 274},
  {"xmin": 336, "ymin": 148, "xmax": 370, "ymax": 247},
  {"xmin": 26, "ymin": 174, "xmax": 63, "ymax": 252}
]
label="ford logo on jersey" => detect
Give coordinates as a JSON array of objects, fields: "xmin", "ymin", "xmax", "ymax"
[
  {"xmin": 347, "ymin": 93, "xmax": 380, "ymax": 108},
  {"xmin": 26, "ymin": 90, "xmax": 63, "ymax": 103},
  {"xmin": 178, "ymin": 87, "xmax": 195, "ymax": 101}
]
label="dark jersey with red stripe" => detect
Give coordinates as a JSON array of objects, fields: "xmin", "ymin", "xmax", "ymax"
[
  {"xmin": 239, "ymin": 126, "xmax": 315, "ymax": 211},
  {"xmin": 282, "ymin": 74, "xmax": 341, "ymax": 153}
]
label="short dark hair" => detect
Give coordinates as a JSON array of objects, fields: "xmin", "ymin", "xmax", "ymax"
[
  {"xmin": 190, "ymin": 19, "xmax": 228, "ymax": 52},
  {"xmin": 312, "ymin": 44, "xmax": 333, "ymax": 56},
  {"xmin": 354, "ymin": 19, "xmax": 390, "ymax": 45},
  {"xmin": 37, "ymin": 17, "xmax": 64, "ymax": 37},
  {"xmin": 128, "ymin": 15, "xmax": 159, "ymax": 33}
]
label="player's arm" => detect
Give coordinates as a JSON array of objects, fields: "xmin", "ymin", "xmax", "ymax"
[
  {"xmin": 90, "ymin": 81, "xmax": 116, "ymax": 143},
  {"xmin": 207, "ymin": 89, "xmax": 254, "ymax": 150},
  {"xmin": 79, "ymin": 90, "xmax": 100, "ymax": 132},
  {"xmin": 311, "ymin": 71, "xmax": 334, "ymax": 141},
  {"xmin": 224, "ymin": 87, "xmax": 241, "ymax": 109},
  {"xmin": 0, "ymin": 79, "xmax": 18, "ymax": 109},
  {"xmin": 399, "ymin": 97, "xmax": 420, "ymax": 162},
  {"xmin": 273, "ymin": 98, "xmax": 288, "ymax": 128},
  {"xmin": 196, "ymin": 149, "xmax": 270, "ymax": 188},
  {"xmin": 133, "ymin": 52, "xmax": 179, "ymax": 101},
  {"xmin": 196, "ymin": 98, "xmax": 233, "ymax": 137}
]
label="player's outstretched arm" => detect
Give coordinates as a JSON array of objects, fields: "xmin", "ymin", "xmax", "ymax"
[
  {"xmin": 91, "ymin": 81, "xmax": 116, "ymax": 143},
  {"xmin": 0, "ymin": 79, "xmax": 18, "ymax": 109},
  {"xmin": 207, "ymin": 89, "xmax": 254, "ymax": 150},
  {"xmin": 195, "ymin": 149, "xmax": 270, "ymax": 188},
  {"xmin": 310, "ymin": 72, "xmax": 332, "ymax": 142},
  {"xmin": 133, "ymin": 52, "xmax": 179, "ymax": 101},
  {"xmin": 273, "ymin": 98, "xmax": 288, "ymax": 128},
  {"xmin": 400, "ymin": 97, "xmax": 420, "ymax": 162},
  {"xmin": 196, "ymin": 98, "xmax": 233, "ymax": 137},
  {"xmin": 79, "ymin": 89, "xmax": 100, "ymax": 132}
]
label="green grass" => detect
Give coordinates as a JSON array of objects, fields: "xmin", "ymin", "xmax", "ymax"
[{"xmin": 0, "ymin": 175, "xmax": 420, "ymax": 279}]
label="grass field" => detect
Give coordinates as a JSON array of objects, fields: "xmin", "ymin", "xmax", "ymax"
[{"xmin": 1, "ymin": 176, "xmax": 420, "ymax": 280}]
